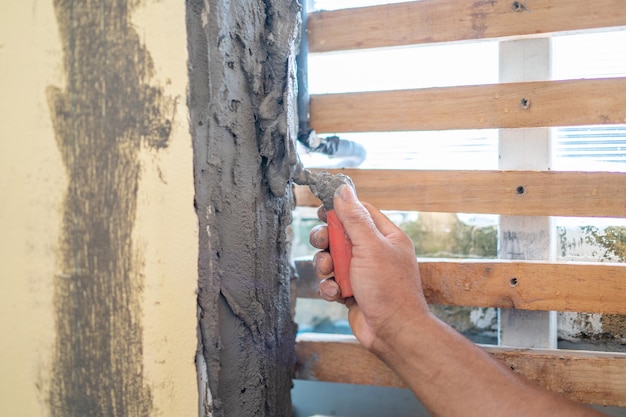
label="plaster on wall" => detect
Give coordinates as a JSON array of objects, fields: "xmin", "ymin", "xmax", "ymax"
[{"xmin": 186, "ymin": 0, "xmax": 300, "ymax": 416}]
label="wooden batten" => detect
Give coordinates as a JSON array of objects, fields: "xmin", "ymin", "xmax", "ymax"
[
  {"xmin": 294, "ymin": 259, "xmax": 626, "ymax": 315},
  {"xmin": 309, "ymin": 0, "xmax": 626, "ymax": 52},
  {"xmin": 294, "ymin": 169, "xmax": 626, "ymax": 218},
  {"xmin": 295, "ymin": 334, "xmax": 626, "ymax": 406},
  {"xmin": 310, "ymin": 78, "xmax": 626, "ymax": 133}
]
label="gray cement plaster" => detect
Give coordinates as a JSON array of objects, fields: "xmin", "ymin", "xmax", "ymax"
[{"xmin": 186, "ymin": 0, "xmax": 301, "ymax": 415}]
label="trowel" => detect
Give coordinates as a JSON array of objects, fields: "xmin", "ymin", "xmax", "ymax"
[{"xmin": 293, "ymin": 167, "xmax": 355, "ymax": 298}]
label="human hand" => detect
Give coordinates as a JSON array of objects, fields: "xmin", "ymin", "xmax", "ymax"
[{"xmin": 309, "ymin": 184, "xmax": 430, "ymax": 353}]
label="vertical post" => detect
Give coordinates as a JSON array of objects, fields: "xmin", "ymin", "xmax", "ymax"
[
  {"xmin": 297, "ymin": 0, "xmax": 313, "ymax": 136},
  {"xmin": 187, "ymin": 0, "xmax": 299, "ymax": 416},
  {"xmin": 498, "ymin": 38, "xmax": 557, "ymax": 349}
]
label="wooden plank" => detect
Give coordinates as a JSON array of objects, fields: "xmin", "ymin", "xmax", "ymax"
[
  {"xmin": 294, "ymin": 169, "xmax": 626, "ymax": 218},
  {"xmin": 295, "ymin": 259, "xmax": 626, "ymax": 315},
  {"xmin": 421, "ymin": 261, "xmax": 626, "ymax": 315},
  {"xmin": 309, "ymin": 0, "xmax": 626, "ymax": 52},
  {"xmin": 295, "ymin": 334, "xmax": 626, "ymax": 406},
  {"xmin": 296, "ymin": 334, "xmax": 405, "ymax": 389},
  {"xmin": 310, "ymin": 78, "xmax": 626, "ymax": 133}
]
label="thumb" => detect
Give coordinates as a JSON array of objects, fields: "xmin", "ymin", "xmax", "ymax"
[{"xmin": 333, "ymin": 184, "xmax": 382, "ymax": 244}]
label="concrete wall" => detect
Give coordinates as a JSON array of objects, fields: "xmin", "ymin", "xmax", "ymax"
[{"xmin": 0, "ymin": 1, "xmax": 198, "ymax": 415}]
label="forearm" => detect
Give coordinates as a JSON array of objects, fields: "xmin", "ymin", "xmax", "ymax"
[{"xmin": 373, "ymin": 314, "xmax": 605, "ymax": 417}]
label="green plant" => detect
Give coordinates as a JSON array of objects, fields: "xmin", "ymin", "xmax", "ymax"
[
  {"xmin": 400, "ymin": 213, "xmax": 497, "ymax": 258},
  {"xmin": 581, "ymin": 225, "xmax": 626, "ymax": 262}
]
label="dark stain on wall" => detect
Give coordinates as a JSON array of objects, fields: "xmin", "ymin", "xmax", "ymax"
[{"xmin": 47, "ymin": 1, "xmax": 174, "ymax": 415}]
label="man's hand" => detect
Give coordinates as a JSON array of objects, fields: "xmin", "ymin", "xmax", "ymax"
[{"xmin": 308, "ymin": 184, "xmax": 430, "ymax": 352}]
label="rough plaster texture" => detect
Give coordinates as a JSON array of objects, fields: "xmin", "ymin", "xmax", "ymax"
[
  {"xmin": 294, "ymin": 170, "xmax": 354, "ymax": 210},
  {"xmin": 0, "ymin": 1, "xmax": 198, "ymax": 416},
  {"xmin": 186, "ymin": 0, "xmax": 299, "ymax": 415}
]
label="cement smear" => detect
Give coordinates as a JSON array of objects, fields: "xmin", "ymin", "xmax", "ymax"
[
  {"xmin": 186, "ymin": 0, "xmax": 299, "ymax": 415},
  {"xmin": 294, "ymin": 169, "xmax": 354, "ymax": 210},
  {"xmin": 47, "ymin": 0, "xmax": 174, "ymax": 415}
]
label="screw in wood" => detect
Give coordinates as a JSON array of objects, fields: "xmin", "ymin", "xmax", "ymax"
[
  {"xmin": 520, "ymin": 97, "xmax": 530, "ymax": 109},
  {"xmin": 512, "ymin": 1, "xmax": 527, "ymax": 12}
]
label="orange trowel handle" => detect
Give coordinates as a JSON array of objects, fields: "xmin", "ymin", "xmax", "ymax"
[{"xmin": 327, "ymin": 209, "xmax": 353, "ymax": 298}]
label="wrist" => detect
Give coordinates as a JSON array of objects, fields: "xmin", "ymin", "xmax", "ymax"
[{"xmin": 369, "ymin": 308, "xmax": 437, "ymax": 362}]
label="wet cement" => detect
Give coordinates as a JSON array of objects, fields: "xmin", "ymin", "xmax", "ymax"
[
  {"xmin": 186, "ymin": 0, "xmax": 300, "ymax": 415},
  {"xmin": 293, "ymin": 168, "xmax": 354, "ymax": 210},
  {"xmin": 47, "ymin": 0, "xmax": 174, "ymax": 415}
]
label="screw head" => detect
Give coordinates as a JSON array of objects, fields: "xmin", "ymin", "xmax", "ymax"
[{"xmin": 520, "ymin": 98, "xmax": 531, "ymax": 109}]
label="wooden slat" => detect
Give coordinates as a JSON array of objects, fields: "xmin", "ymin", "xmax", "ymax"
[
  {"xmin": 295, "ymin": 169, "xmax": 626, "ymax": 218},
  {"xmin": 309, "ymin": 0, "xmax": 626, "ymax": 52},
  {"xmin": 296, "ymin": 334, "xmax": 405, "ymax": 389},
  {"xmin": 310, "ymin": 78, "xmax": 626, "ymax": 133},
  {"xmin": 295, "ymin": 334, "xmax": 626, "ymax": 406},
  {"xmin": 295, "ymin": 258, "xmax": 626, "ymax": 315}
]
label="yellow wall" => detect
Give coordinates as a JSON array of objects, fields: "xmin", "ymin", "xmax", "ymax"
[{"xmin": 0, "ymin": 1, "xmax": 198, "ymax": 416}]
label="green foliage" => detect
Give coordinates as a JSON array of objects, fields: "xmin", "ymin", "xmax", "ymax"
[
  {"xmin": 452, "ymin": 221, "xmax": 498, "ymax": 258},
  {"xmin": 581, "ymin": 225, "xmax": 626, "ymax": 262},
  {"xmin": 400, "ymin": 213, "xmax": 497, "ymax": 258}
]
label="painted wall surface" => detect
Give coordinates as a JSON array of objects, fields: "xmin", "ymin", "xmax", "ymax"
[{"xmin": 0, "ymin": 1, "xmax": 198, "ymax": 416}]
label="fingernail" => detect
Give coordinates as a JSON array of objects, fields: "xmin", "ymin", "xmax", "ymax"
[{"xmin": 335, "ymin": 184, "xmax": 354, "ymax": 202}]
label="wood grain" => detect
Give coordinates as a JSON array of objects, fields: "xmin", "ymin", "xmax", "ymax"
[
  {"xmin": 295, "ymin": 258, "xmax": 626, "ymax": 315},
  {"xmin": 295, "ymin": 334, "xmax": 626, "ymax": 406},
  {"xmin": 294, "ymin": 169, "xmax": 626, "ymax": 218},
  {"xmin": 309, "ymin": 78, "xmax": 626, "ymax": 133},
  {"xmin": 309, "ymin": 0, "xmax": 626, "ymax": 52}
]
